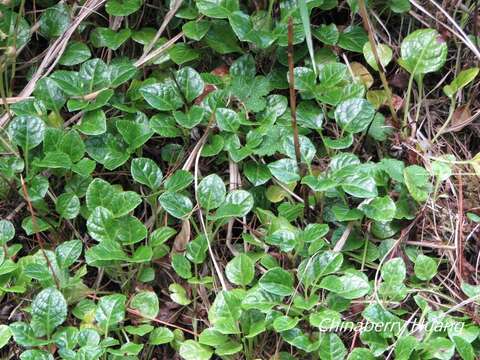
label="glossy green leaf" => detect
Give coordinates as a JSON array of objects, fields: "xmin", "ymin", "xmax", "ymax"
[
  {"xmin": 131, "ymin": 291, "xmax": 159, "ymax": 319},
  {"xmin": 225, "ymin": 253, "xmax": 255, "ymax": 286},
  {"xmin": 55, "ymin": 193, "xmax": 80, "ymax": 219},
  {"xmin": 414, "ymin": 254, "xmax": 438, "ymax": 281},
  {"xmin": 259, "ymin": 267, "xmax": 294, "ymax": 296},
  {"xmin": 443, "ymin": 67, "xmax": 479, "ymax": 97},
  {"xmin": 31, "ymin": 287, "xmax": 67, "ymax": 336},
  {"xmin": 59, "ymin": 41, "xmax": 91, "ymax": 66},
  {"xmin": 106, "ymin": 0, "xmax": 142, "ymax": 16},
  {"xmin": 399, "ymin": 29, "xmax": 448, "ymax": 75},
  {"xmin": 363, "ymin": 43, "xmax": 393, "ymax": 71},
  {"xmin": 158, "ymin": 192, "xmax": 193, "ymax": 219},
  {"xmin": 198, "ymin": 174, "xmax": 226, "ymax": 210},
  {"xmin": 95, "ymin": 294, "xmax": 126, "ymax": 333},
  {"xmin": 335, "ymin": 98, "xmax": 376, "ymax": 134},
  {"xmin": 131, "ymin": 157, "xmax": 163, "ymax": 190}
]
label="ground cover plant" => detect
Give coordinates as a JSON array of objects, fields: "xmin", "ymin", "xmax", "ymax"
[{"xmin": 1, "ymin": 0, "xmax": 480, "ymax": 359}]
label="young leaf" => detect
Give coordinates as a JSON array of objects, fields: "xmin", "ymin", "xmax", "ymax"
[
  {"xmin": 198, "ymin": 174, "xmax": 226, "ymax": 210},
  {"xmin": 399, "ymin": 29, "xmax": 448, "ymax": 75},
  {"xmin": 31, "ymin": 288, "xmax": 67, "ymax": 336},
  {"xmin": 414, "ymin": 254, "xmax": 438, "ymax": 281},
  {"xmin": 131, "ymin": 157, "xmax": 163, "ymax": 190},
  {"xmin": 225, "ymin": 253, "xmax": 255, "ymax": 286},
  {"xmin": 95, "ymin": 294, "xmax": 126, "ymax": 333}
]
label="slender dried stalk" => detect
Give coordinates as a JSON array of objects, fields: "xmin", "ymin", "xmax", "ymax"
[{"xmin": 357, "ymin": 0, "xmax": 399, "ymax": 129}]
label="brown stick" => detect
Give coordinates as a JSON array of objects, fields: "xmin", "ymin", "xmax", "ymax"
[
  {"xmin": 20, "ymin": 176, "xmax": 61, "ymax": 289},
  {"xmin": 457, "ymin": 175, "xmax": 465, "ymax": 282},
  {"xmin": 357, "ymin": 0, "xmax": 400, "ymax": 129}
]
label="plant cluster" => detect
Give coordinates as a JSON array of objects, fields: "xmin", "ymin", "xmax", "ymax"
[{"xmin": 1, "ymin": 0, "xmax": 480, "ymax": 359}]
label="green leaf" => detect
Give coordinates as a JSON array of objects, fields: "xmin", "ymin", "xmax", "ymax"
[
  {"xmin": 35, "ymin": 77, "xmax": 67, "ymax": 112},
  {"xmin": 363, "ymin": 43, "xmax": 393, "ymax": 71},
  {"xmin": 187, "ymin": 235, "xmax": 208, "ymax": 264},
  {"xmin": 39, "ymin": 3, "xmax": 70, "ymax": 39},
  {"xmin": 313, "ymin": 23, "xmax": 339, "ymax": 45},
  {"xmin": 55, "ymin": 193, "xmax": 80, "ymax": 219},
  {"xmin": 244, "ymin": 162, "xmax": 271, "ymax": 186},
  {"xmin": 169, "ymin": 283, "xmax": 192, "ymax": 305},
  {"xmin": 1, "ymin": 11, "xmax": 31, "ymax": 49},
  {"xmin": 309, "ymin": 309, "xmax": 342, "ymax": 329},
  {"xmin": 335, "ymin": 98, "xmax": 375, "ymax": 134},
  {"xmin": 55, "ymin": 239, "xmax": 82, "ymax": 268},
  {"xmin": 90, "ymin": 27, "xmax": 132, "ymax": 50},
  {"xmin": 0, "ymin": 325, "xmax": 11, "ymax": 350},
  {"xmin": 210, "ymin": 190, "xmax": 254, "ymax": 219},
  {"xmin": 319, "ymin": 271, "xmax": 370, "ymax": 299},
  {"xmin": 78, "ymin": 110, "xmax": 107, "ymax": 135},
  {"xmin": 198, "ymin": 174, "xmax": 226, "ymax": 210},
  {"xmin": 293, "ymin": 67, "xmax": 316, "ymax": 93},
  {"xmin": 196, "ymin": 0, "xmax": 239, "ymax": 18},
  {"xmin": 282, "ymin": 135, "xmax": 316, "ymax": 164},
  {"xmin": 414, "ymin": 254, "xmax": 438, "ymax": 281},
  {"xmin": 338, "ymin": 25, "xmax": 368, "ymax": 52},
  {"xmin": 381, "ymin": 257, "xmax": 406, "ymax": 284},
  {"xmin": 208, "ymin": 290, "xmax": 242, "ymax": 334},
  {"xmin": 399, "ymin": 29, "xmax": 448, "ymax": 75},
  {"xmin": 361, "ymin": 196, "xmax": 396, "ymax": 222},
  {"xmin": 225, "ymin": 253, "xmax": 255, "ymax": 286},
  {"xmin": 259, "ymin": 267, "xmax": 294, "ymax": 296},
  {"xmin": 443, "ymin": 67, "xmax": 479, "ymax": 97},
  {"xmin": 59, "ymin": 41, "xmax": 91, "ymax": 66},
  {"xmin": 172, "ymin": 254, "xmax": 192, "ymax": 279},
  {"xmin": 389, "ymin": 0, "xmax": 411, "ymax": 12},
  {"xmin": 404, "ymin": 165, "xmax": 431, "ymax": 202},
  {"xmin": 158, "ymin": 192, "xmax": 193, "ymax": 219},
  {"xmin": 174, "ymin": 105, "xmax": 205, "ymax": 129},
  {"xmin": 176, "ymin": 67, "xmax": 205, "ymax": 103},
  {"xmin": 114, "ymin": 215, "xmax": 147, "ymax": 244},
  {"xmin": 453, "ymin": 336, "xmax": 475, "ymax": 360},
  {"xmin": 347, "ymin": 348, "xmax": 375, "ymax": 360},
  {"xmin": 87, "ymin": 207, "xmax": 115, "ymax": 242},
  {"xmin": 86, "ymin": 178, "xmax": 117, "ymax": 211},
  {"xmin": 149, "ymin": 327, "xmax": 174, "ymax": 345},
  {"xmin": 131, "ymin": 291, "xmax": 159, "ymax": 319},
  {"xmin": 116, "ymin": 117, "xmax": 154, "ymax": 150},
  {"xmin": 0, "ymin": 220, "xmax": 15, "ymax": 245},
  {"xmin": 340, "ymin": 173, "xmax": 377, "ymax": 198},
  {"xmin": 22, "ymin": 176, "xmax": 49, "ymax": 202},
  {"xmin": 95, "ymin": 294, "xmax": 126, "ymax": 333},
  {"xmin": 106, "ymin": 0, "xmax": 142, "ymax": 16},
  {"xmin": 268, "ymin": 159, "xmax": 300, "ymax": 183},
  {"xmin": 78, "ymin": 59, "xmax": 109, "ymax": 91},
  {"xmin": 179, "ymin": 340, "xmax": 213, "ymax": 360},
  {"xmin": 21, "ymin": 217, "xmax": 52, "ymax": 235},
  {"xmin": 131, "ymin": 157, "xmax": 163, "ymax": 190},
  {"xmin": 318, "ymin": 333, "xmax": 347, "ymax": 360},
  {"xmin": 394, "ymin": 336, "xmax": 418, "ymax": 360},
  {"xmin": 140, "ymin": 80, "xmax": 184, "ymax": 111},
  {"xmin": 204, "ymin": 20, "xmax": 242, "ymax": 54},
  {"xmin": 110, "ymin": 192, "xmax": 142, "ymax": 217},
  {"xmin": 169, "ymin": 43, "xmax": 200, "ymax": 64},
  {"xmin": 215, "ymin": 108, "xmax": 240, "ymax": 132},
  {"xmin": 228, "ymin": 11, "xmax": 276, "ymax": 48},
  {"xmin": 183, "ymin": 20, "xmax": 211, "ymax": 41},
  {"xmin": 31, "ymin": 288, "xmax": 67, "ymax": 336},
  {"xmin": 19, "ymin": 349, "xmax": 54, "ymax": 360},
  {"xmin": 8, "ymin": 116, "xmax": 45, "ymax": 150},
  {"xmin": 85, "ymin": 240, "xmax": 129, "ymax": 265},
  {"xmin": 164, "ymin": 170, "xmax": 193, "ymax": 192}
]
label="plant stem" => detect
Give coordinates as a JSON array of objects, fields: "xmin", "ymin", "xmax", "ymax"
[
  {"xmin": 432, "ymin": 97, "xmax": 456, "ymax": 143},
  {"xmin": 357, "ymin": 0, "xmax": 399, "ymax": 129}
]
